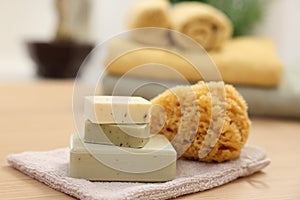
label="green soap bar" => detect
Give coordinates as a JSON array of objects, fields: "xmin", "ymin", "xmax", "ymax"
[
  {"xmin": 70, "ymin": 133, "xmax": 177, "ymax": 182},
  {"xmin": 84, "ymin": 120, "xmax": 150, "ymax": 148}
]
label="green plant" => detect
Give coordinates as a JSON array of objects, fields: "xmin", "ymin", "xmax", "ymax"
[{"xmin": 170, "ymin": 0, "xmax": 270, "ymax": 36}]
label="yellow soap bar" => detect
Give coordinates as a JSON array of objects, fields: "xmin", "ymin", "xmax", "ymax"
[{"xmin": 84, "ymin": 96, "xmax": 151, "ymax": 124}]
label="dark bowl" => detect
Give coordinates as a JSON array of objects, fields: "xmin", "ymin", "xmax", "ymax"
[{"xmin": 27, "ymin": 41, "xmax": 94, "ymax": 78}]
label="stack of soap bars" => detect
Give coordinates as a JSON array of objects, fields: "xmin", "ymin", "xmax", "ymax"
[{"xmin": 69, "ymin": 96, "xmax": 177, "ymax": 182}]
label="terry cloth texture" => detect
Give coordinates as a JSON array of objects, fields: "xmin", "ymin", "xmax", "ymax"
[{"xmin": 7, "ymin": 145, "xmax": 270, "ymax": 200}]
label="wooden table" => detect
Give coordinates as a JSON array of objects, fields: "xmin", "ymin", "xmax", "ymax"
[{"xmin": 1, "ymin": 80, "xmax": 300, "ymax": 199}]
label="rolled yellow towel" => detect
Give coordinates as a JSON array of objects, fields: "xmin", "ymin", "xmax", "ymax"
[
  {"xmin": 127, "ymin": 0, "xmax": 172, "ymax": 46},
  {"xmin": 170, "ymin": 2, "xmax": 232, "ymax": 51},
  {"xmin": 105, "ymin": 37, "xmax": 283, "ymax": 87},
  {"xmin": 151, "ymin": 81, "xmax": 251, "ymax": 163},
  {"xmin": 127, "ymin": 0, "xmax": 171, "ymax": 29}
]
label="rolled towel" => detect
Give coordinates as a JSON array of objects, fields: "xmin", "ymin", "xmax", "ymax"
[
  {"xmin": 127, "ymin": 0, "xmax": 172, "ymax": 46},
  {"xmin": 170, "ymin": 2, "xmax": 232, "ymax": 51}
]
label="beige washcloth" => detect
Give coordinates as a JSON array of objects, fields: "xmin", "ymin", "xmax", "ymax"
[
  {"xmin": 127, "ymin": 0, "xmax": 172, "ymax": 46},
  {"xmin": 105, "ymin": 37, "xmax": 282, "ymax": 87},
  {"xmin": 170, "ymin": 2, "xmax": 232, "ymax": 51},
  {"xmin": 7, "ymin": 146, "xmax": 270, "ymax": 200}
]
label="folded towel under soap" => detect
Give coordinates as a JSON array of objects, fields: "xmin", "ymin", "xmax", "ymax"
[{"xmin": 7, "ymin": 146, "xmax": 270, "ymax": 200}]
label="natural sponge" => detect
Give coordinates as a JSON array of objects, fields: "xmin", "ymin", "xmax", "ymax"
[{"xmin": 150, "ymin": 81, "xmax": 250, "ymax": 163}]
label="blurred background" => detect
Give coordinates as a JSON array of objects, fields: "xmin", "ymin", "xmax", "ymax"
[{"xmin": 0, "ymin": 0, "xmax": 300, "ymax": 82}]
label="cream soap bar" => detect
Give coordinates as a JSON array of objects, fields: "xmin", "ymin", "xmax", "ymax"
[
  {"xmin": 70, "ymin": 134, "xmax": 177, "ymax": 182},
  {"xmin": 84, "ymin": 96, "xmax": 151, "ymax": 124},
  {"xmin": 84, "ymin": 120, "xmax": 150, "ymax": 148}
]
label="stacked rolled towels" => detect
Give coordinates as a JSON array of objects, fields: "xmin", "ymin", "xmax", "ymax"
[
  {"xmin": 127, "ymin": 0, "xmax": 232, "ymax": 51},
  {"xmin": 101, "ymin": 0, "xmax": 300, "ymax": 118}
]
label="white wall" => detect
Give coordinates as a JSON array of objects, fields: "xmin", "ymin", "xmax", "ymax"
[
  {"xmin": 0, "ymin": 0, "xmax": 299, "ymax": 81},
  {"xmin": 0, "ymin": 0, "xmax": 55, "ymax": 81},
  {"xmin": 0, "ymin": 0, "xmax": 137, "ymax": 81},
  {"xmin": 253, "ymin": 0, "xmax": 300, "ymax": 67}
]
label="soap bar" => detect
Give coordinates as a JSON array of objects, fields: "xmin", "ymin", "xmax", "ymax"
[
  {"xmin": 84, "ymin": 120, "xmax": 150, "ymax": 148},
  {"xmin": 84, "ymin": 96, "xmax": 151, "ymax": 124},
  {"xmin": 70, "ymin": 134, "xmax": 177, "ymax": 182}
]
